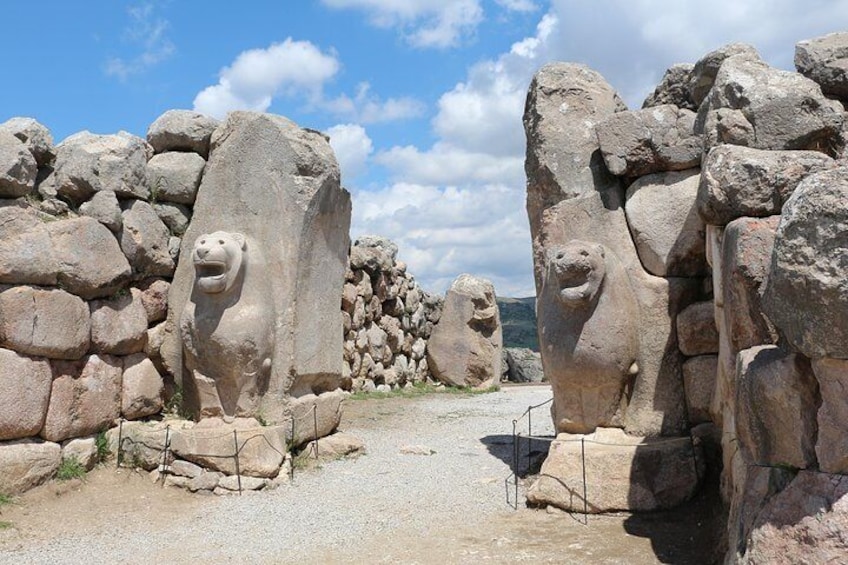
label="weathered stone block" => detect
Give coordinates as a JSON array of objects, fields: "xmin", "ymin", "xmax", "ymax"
[
  {"xmin": 122, "ymin": 353, "xmax": 164, "ymax": 420},
  {"xmin": 90, "ymin": 288, "xmax": 148, "ymax": 355},
  {"xmin": 735, "ymin": 346, "xmax": 818, "ymax": 469},
  {"xmin": 52, "ymin": 131, "xmax": 151, "ymax": 204},
  {"xmin": 597, "ymin": 104, "xmax": 701, "ymax": 177},
  {"xmin": 0, "ymin": 130, "xmax": 37, "ymax": 197},
  {"xmin": 0, "ymin": 348, "xmax": 51, "ymax": 440},
  {"xmin": 677, "ymin": 301, "xmax": 719, "ymax": 356},
  {"xmin": 0, "ymin": 439, "xmax": 61, "ymax": 495},
  {"xmin": 526, "ymin": 428, "xmax": 702, "ymax": 512},
  {"xmin": 722, "ymin": 216, "xmax": 780, "ymax": 353},
  {"xmin": 427, "ymin": 274, "xmax": 502, "ymax": 389},
  {"xmin": 147, "ymin": 151, "xmax": 205, "ymax": 205},
  {"xmin": 682, "ymin": 355, "xmax": 717, "ymax": 425},
  {"xmin": 625, "ymin": 169, "xmax": 707, "ymax": 277},
  {"xmin": 42, "ymin": 354, "xmax": 123, "ymax": 443},
  {"xmin": 47, "ymin": 217, "xmax": 132, "ymax": 299},
  {"xmin": 698, "ymin": 145, "xmax": 833, "ymax": 225},
  {"xmin": 812, "ymin": 358, "xmax": 848, "ymax": 474},
  {"xmin": 0, "ymin": 285, "xmax": 90, "ymax": 360},
  {"xmin": 762, "ymin": 167, "xmax": 848, "ymax": 358},
  {"xmin": 147, "ymin": 110, "xmax": 219, "ymax": 158}
]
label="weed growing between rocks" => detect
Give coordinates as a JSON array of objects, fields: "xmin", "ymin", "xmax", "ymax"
[
  {"xmin": 57, "ymin": 457, "xmax": 87, "ymax": 481},
  {"xmin": 95, "ymin": 431, "xmax": 110, "ymax": 462},
  {"xmin": 0, "ymin": 521, "xmax": 12, "ymax": 530}
]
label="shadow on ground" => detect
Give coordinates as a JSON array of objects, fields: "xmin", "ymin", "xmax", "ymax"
[{"xmin": 480, "ymin": 434, "xmax": 552, "ymax": 476}]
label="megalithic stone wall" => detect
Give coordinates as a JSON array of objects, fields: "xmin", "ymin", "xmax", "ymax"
[{"xmin": 525, "ymin": 30, "xmax": 848, "ymax": 562}]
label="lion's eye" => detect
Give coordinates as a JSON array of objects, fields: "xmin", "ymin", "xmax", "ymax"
[
  {"xmin": 200, "ymin": 240, "xmax": 206, "ymax": 245},
  {"xmin": 556, "ymin": 252, "xmax": 564, "ymax": 259},
  {"xmin": 218, "ymin": 240, "xmax": 225, "ymax": 245}
]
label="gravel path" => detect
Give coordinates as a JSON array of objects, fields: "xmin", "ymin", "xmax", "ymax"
[{"xmin": 1, "ymin": 385, "xmax": 556, "ymax": 564}]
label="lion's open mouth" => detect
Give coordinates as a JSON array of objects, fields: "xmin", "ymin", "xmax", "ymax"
[{"xmin": 195, "ymin": 261, "xmax": 227, "ymax": 280}]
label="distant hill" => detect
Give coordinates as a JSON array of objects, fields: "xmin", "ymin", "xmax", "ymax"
[{"xmin": 497, "ymin": 296, "xmax": 538, "ymax": 352}]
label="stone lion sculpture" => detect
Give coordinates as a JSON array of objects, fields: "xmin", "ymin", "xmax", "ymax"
[
  {"xmin": 537, "ymin": 240, "xmax": 640, "ymax": 433},
  {"xmin": 180, "ymin": 231, "xmax": 273, "ymax": 420}
]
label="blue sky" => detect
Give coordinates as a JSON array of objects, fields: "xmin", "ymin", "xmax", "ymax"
[{"xmin": 2, "ymin": 1, "xmax": 847, "ymax": 297}]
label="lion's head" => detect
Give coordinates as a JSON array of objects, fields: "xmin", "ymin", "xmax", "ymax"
[
  {"xmin": 546, "ymin": 240, "xmax": 606, "ymax": 307},
  {"xmin": 191, "ymin": 231, "xmax": 246, "ymax": 294}
]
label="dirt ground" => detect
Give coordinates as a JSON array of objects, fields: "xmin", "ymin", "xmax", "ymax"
[{"xmin": 0, "ymin": 389, "xmax": 726, "ymax": 564}]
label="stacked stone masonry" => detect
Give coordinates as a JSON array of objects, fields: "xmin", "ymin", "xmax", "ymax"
[
  {"xmin": 0, "ymin": 110, "xmax": 423, "ymax": 495},
  {"xmin": 341, "ymin": 235, "xmax": 443, "ymax": 392},
  {"xmin": 525, "ymin": 31, "xmax": 848, "ymax": 563}
]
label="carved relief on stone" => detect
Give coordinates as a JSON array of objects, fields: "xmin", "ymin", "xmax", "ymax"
[
  {"xmin": 180, "ymin": 231, "xmax": 273, "ymax": 421},
  {"xmin": 537, "ymin": 240, "xmax": 640, "ymax": 434}
]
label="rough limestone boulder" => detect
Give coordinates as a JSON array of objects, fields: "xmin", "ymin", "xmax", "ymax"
[
  {"xmin": 120, "ymin": 199, "xmax": 175, "ymax": 277},
  {"xmin": 625, "ymin": 169, "xmax": 708, "ymax": 277},
  {"xmin": 164, "ymin": 112, "xmax": 351, "ymax": 422},
  {"xmin": 0, "ymin": 285, "xmax": 90, "ymax": 360},
  {"xmin": 0, "ymin": 130, "xmax": 37, "ymax": 197},
  {"xmin": 735, "ymin": 346, "xmax": 818, "ymax": 469},
  {"xmin": 642, "ymin": 64, "xmax": 696, "ymax": 110},
  {"xmin": 41, "ymin": 355, "xmax": 123, "ymax": 443},
  {"xmin": 79, "ymin": 190, "xmax": 123, "ymax": 232},
  {"xmin": 596, "ymin": 104, "xmax": 701, "ymax": 177},
  {"xmin": 147, "ymin": 110, "xmax": 219, "ymax": 158},
  {"xmin": 62, "ymin": 437, "xmax": 99, "ymax": 471},
  {"xmin": 762, "ymin": 167, "xmax": 848, "ymax": 358},
  {"xmin": 172, "ymin": 423, "xmax": 288, "ymax": 478},
  {"xmin": 427, "ymin": 274, "xmax": 502, "ymax": 389},
  {"xmin": 811, "ymin": 359, "xmax": 848, "ymax": 474},
  {"xmin": 349, "ymin": 234, "xmax": 396, "ymax": 274},
  {"xmin": 52, "ymin": 131, "xmax": 151, "ymax": 204},
  {"xmin": 152, "ymin": 202, "xmax": 191, "ymax": 235},
  {"xmin": 698, "ymin": 145, "xmax": 833, "ymax": 225},
  {"xmin": 722, "ymin": 216, "xmax": 780, "ymax": 353},
  {"xmin": 537, "ymin": 241, "xmax": 639, "ymax": 433},
  {"xmin": 147, "ymin": 151, "xmax": 205, "ymax": 205},
  {"xmin": 795, "ymin": 31, "xmax": 848, "ymax": 99},
  {"xmin": 526, "ymin": 428, "xmax": 703, "ymax": 512},
  {"xmin": 0, "ymin": 204, "xmax": 58, "ymax": 286},
  {"xmin": 503, "ymin": 347, "xmax": 543, "ymax": 383},
  {"xmin": 742, "ymin": 471, "xmax": 848, "ymax": 564},
  {"xmin": 688, "ymin": 43, "xmax": 761, "ymax": 107},
  {"xmin": 676, "ymin": 301, "xmax": 719, "ymax": 356},
  {"xmin": 47, "ymin": 217, "xmax": 132, "ymax": 299},
  {"xmin": 0, "ymin": 348, "xmax": 52, "ymax": 440},
  {"xmin": 89, "ymin": 288, "xmax": 148, "ymax": 355},
  {"xmin": 0, "ymin": 117, "xmax": 55, "ymax": 166},
  {"xmin": 682, "ymin": 355, "xmax": 717, "ymax": 424},
  {"xmin": 0, "ymin": 440, "xmax": 61, "ymax": 495},
  {"xmin": 697, "ymin": 54, "xmax": 844, "ymax": 153},
  {"xmin": 139, "ymin": 279, "xmax": 170, "ymax": 324},
  {"xmin": 524, "ymin": 63, "xmax": 626, "ymax": 250}
]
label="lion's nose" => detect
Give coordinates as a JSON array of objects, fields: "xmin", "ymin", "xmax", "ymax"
[{"xmin": 197, "ymin": 247, "xmax": 209, "ymax": 258}]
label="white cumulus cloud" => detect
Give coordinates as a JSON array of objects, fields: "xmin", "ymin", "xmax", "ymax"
[
  {"xmin": 193, "ymin": 39, "xmax": 340, "ymax": 119},
  {"xmin": 321, "ymin": 0, "xmax": 484, "ymax": 48},
  {"xmin": 495, "ymin": 0, "xmax": 538, "ymax": 12},
  {"xmin": 324, "ymin": 82, "xmax": 425, "ymax": 124},
  {"xmin": 327, "ymin": 123, "xmax": 374, "ymax": 181}
]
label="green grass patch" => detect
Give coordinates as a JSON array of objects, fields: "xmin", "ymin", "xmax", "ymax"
[
  {"xmin": 0, "ymin": 520, "xmax": 12, "ymax": 530},
  {"xmin": 95, "ymin": 430, "xmax": 110, "ymax": 461},
  {"xmin": 348, "ymin": 382, "xmax": 499, "ymax": 401},
  {"xmin": 56, "ymin": 457, "xmax": 86, "ymax": 481},
  {"xmin": 0, "ymin": 493, "xmax": 12, "ymax": 507}
]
